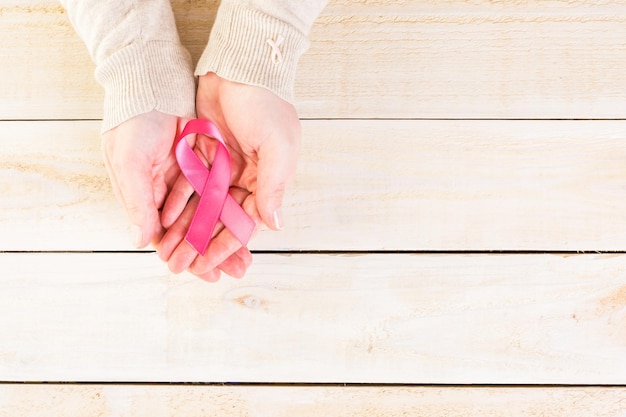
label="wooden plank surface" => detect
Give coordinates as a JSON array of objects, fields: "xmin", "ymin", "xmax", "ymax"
[
  {"xmin": 1, "ymin": 252, "xmax": 626, "ymax": 384},
  {"xmin": 3, "ymin": 120, "xmax": 626, "ymax": 251},
  {"xmin": 3, "ymin": 0, "xmax": 626, "ymax": 410},
  {"xmin": 1, "ymin": 385, "xmax": 626, "ymax": 417},
  {"xmin": 4, "ymin": 1, "xmax": 626, "ymax": 119}
]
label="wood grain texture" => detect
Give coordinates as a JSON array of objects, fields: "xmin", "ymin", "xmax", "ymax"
[
  {"xmin": 1, "ymin": 385, "xmax": 626, "ymax": 417},
  {"xmin": 0, "ymin": 121, "xmax": 122, "ymax": 250},
  {"xmin": 3, "ymin": 120, "xmax": 626, "ymax": 251},
  {"xmin": 4, "ymin": 0, "xmax": 625, "ymax": 409},
  {"xmin": 4, "ymin": 1, "xmax": 626, "ymax": 119},
  {"xmin": 1, "ymin": 252, "xmax": 626, "ymax": 384}
]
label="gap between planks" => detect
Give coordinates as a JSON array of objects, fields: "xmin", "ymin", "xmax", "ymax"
[
  {"xmin": 1, "ymin": 382, "xmax": 626, "ymax": 388},
  {"xmin": 1, "ymin": 250, "xmax": 626, "ymax": 254}
]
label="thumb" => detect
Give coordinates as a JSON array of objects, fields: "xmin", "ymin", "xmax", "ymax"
[
  {"xmin": 255, "ymin": 139, "xmax": 299, "ymax": 231},
  {"xmin": 118, "ymin": 163, "xmax": 161, "ymax": 248}
]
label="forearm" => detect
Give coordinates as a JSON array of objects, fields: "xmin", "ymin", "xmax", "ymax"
[
  {"xmin": 196, "ymin": 0, "xmax": 329, "ymax": 102},
  {"xmin": 60, "ymin": 0, "xmax": 196, "ymax": 131}
]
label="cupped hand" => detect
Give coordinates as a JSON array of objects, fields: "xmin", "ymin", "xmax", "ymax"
[
  {"xmin": 101, "ymin": 110, "xmax": 186, "ymax": 248},
  {"xmin": 157, "ymin": 72, "xmax": 302, "ymax": 281}
]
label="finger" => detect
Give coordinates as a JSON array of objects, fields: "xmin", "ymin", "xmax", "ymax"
[
  {"xmin": 102, "ymin": 142, "xmax": 160, "ymax": 249},
  {"xmin": 162, "ymin": 196, "xmax": 229, "ymax": 274},
  {"xmin": 153, "ymin": 154, "xmax": 181, "ymax": 212},
  {"xmin": 101, "ymin": 145, "xmax": 124, "ymax": 205},
  {"xmin": 104, "ymin": 149, "xmax": 153, "ymax": 249},
  {"xmin": 160, "ymin": 189, "xmax": 230, "ymax": 272},
  {"xmin": 151, "ymin": 220, "xmax": 167, "ymax": 247},
  {"xmin": 162, "ymin": 186, "xmax": 251, "ymax": 276},
  {"xmin": 161, "ymin": 171, "xmax": 195, "ymax": 229},
  {"xmin": 189, "ymin": 249, "xmax": 246, "ymax": 283},
  {"xmin": 197, "ymin": 268, "xmax": 221, "ymax": 283},
  {"xmin": 216, "ymin": 246, "xmax": 253, "ymax": 279},
  {"xmin": 201, "ymin": 212, "xmax": 255, "ymax": 281},
  {"xmin": 156, "ymin": 194, "xmax": 199, "ymax": 263},
  {"xmin": 241, "ymin": 192, "xmax": 263, "ymax": 233},
  {"xmin": 255, "ymin": 135, "xmax": 300, "ymax": 231},
  {"xmin": 168, "ymin": 239, "xmax": 198, "ymax": 275},
  {"xmin": 237, "ymin": 246, "xmax": 254, "ymax": 269},
  {"xmin": 116, "ymin": 161, "xmax": 162, "ymax": 248},
  {"xmin": 189, "ymin": 229, "xmax": 242, "ymax": 277}
]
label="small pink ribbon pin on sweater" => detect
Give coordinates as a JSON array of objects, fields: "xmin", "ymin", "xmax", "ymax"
[{"xmin": 175, "ymin": 119, "xmax": 255, "ymax": 254}]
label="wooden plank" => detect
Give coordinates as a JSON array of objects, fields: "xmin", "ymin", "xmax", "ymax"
[
  {"xmin": 0, "ymin": 121, "xmax": 124, "ymax": 250},
  {"xmin": 1, "ymin": 385, "xmax": 626, "ymax": 417},
  {"xmin": 1, "ymin": 252, "xmax": 626, "ymax": 384},
  {"xmin": 4, "ymin": 1, "xmax": 626, "ymax": 119},
  {"xmin": 0, "ymin": 1, "xmax": 100, "ymax": 119},
  {"xmin": 3, "ymin": 120, "xmax": 626, "ymax": 251}
]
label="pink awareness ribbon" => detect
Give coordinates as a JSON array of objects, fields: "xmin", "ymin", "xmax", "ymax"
[{"xmin": 175, "ymin": 119, "xmax": 255, "ymax": 255}]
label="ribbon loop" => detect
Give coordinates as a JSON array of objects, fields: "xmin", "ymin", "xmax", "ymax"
[{"xmin": 175, "ymin": 119, "xmax": 255, "ymax": 254}]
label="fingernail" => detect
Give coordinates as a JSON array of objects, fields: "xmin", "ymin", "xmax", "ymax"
[
  {"xmin": 272, "ymin": 208, "xmax": 284, "ymax": 230},
  {"xmin": 131, "ymin": 225, "xmax": 143, "ymax": 248}
]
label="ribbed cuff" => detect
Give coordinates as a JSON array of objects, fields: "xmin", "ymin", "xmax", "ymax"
[
  {"xmin": 195, "ymin": 2, "xmax": 309, "ymax": 103},
  {"xmin": 96, "ymin": 40, "xmax": 196, "ymax": 132}
]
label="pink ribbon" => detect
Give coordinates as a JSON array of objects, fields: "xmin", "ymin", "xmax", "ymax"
[{"xmin": 175, "ymin": 119, "xmax": 255, "ymax": 255}]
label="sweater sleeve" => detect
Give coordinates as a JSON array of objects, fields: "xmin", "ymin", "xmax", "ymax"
[
  {"xmin": 195, "ymin": 0, "xmax": 329, "ymax": 103},
  {"xmin": 60, "ymin": 0, "xmax": 196, "ymax": 132}
]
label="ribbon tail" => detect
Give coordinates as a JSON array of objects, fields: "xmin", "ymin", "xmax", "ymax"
[
  {"xmin": 221, "ymin": 195, "xmax": 256, "ymax": 246},
  {"xmin": 185, "ymin": 187, "xmax": 227, "ymax": 255},
  {"xmin": 184, "ymin": 145, "xmax": 230, "ymax": 255}
]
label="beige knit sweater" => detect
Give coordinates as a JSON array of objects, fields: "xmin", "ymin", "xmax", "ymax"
[{"xmin": 60, "ymin": 0, "xmax": 328, "ymax": 132}]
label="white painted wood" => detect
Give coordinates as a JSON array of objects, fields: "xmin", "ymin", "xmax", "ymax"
[
  {"xmin": 3, "ymin": 120, "xmax": 626, "ymax": 251},
  {"xmin": 1, "ymin": 385, "xmax": 626, "ymax": 417},
  {"xmin": 4, "ymin": 1, "xmax": 626, "ymax": 119},
  {"xmin": 1, "ymin": 253, "xmax": 625, "ymax": 384},
  {"xmin": 0, "ymin": 121, "xmax": 127, "ymax": 250}
]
